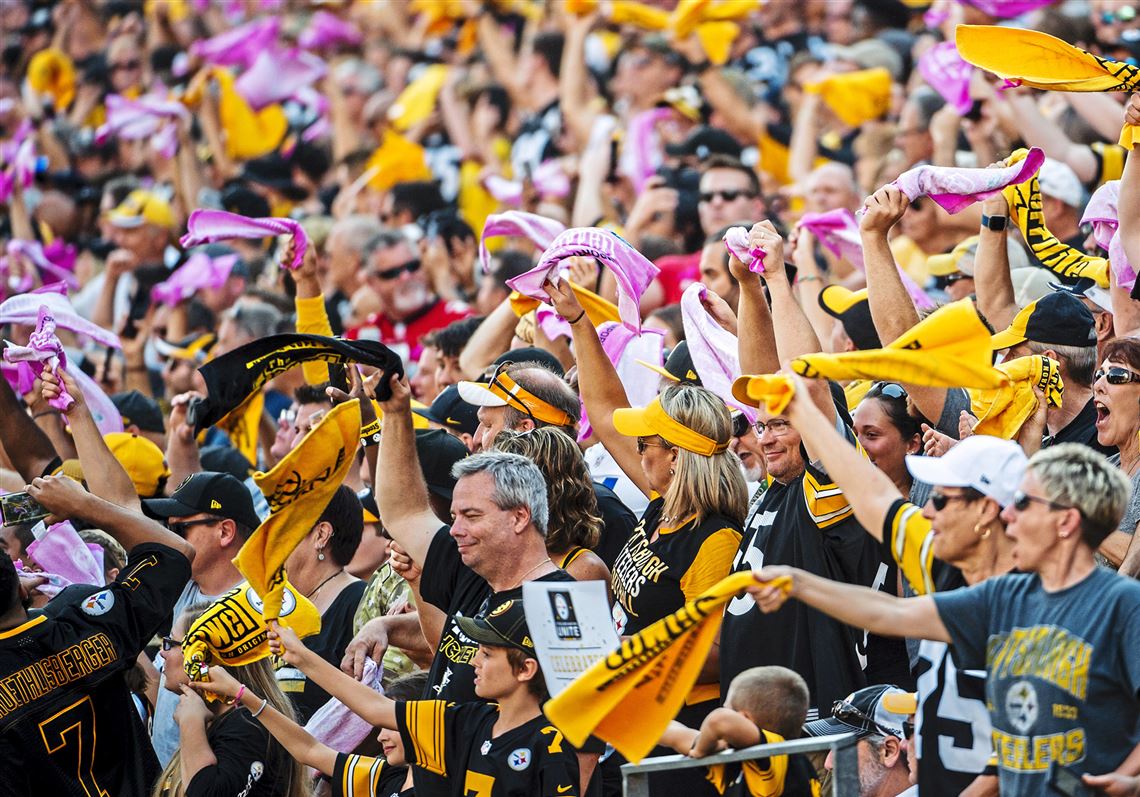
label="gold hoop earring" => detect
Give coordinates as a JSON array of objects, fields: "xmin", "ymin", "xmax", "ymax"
[{"xmin": 974, "ymin": 522, "xmax": 991, "ymax": 540}]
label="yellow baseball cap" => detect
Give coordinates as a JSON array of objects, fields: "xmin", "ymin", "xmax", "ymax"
[
  {"xmin": 927, "ymin": 236, "xmax": 979, "ymax": 278},
  {"xmin": 107, "ymin": 190, "xmax": 176, "ymax": 231},
  {"xmin": 104, "ymin": 433, "xmax": 172, "ymax": 499}
]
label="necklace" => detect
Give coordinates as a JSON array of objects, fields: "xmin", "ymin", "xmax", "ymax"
[
  {"xmin": 510, "ymin": 557, "xmax": 553, "ymax": 589},
  {"xmin": 306, "ymin": 570, "xmax": 343, "ymax": 599}
]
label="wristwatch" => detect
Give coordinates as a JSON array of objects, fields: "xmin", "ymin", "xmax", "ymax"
[{"xmin": 981, "ymin": 214, "xmax": 1008, "ymax": 232}]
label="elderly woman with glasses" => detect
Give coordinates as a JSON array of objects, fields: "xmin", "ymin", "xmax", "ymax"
[
  {"xmin": 1090, "ymin": 338, "xmax": 1140, "ymax": 575},
  {"xmin": 751, "ymin": 438, "xmax": 1140, "ymax": 797}
]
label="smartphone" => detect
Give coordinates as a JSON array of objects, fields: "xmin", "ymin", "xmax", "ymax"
[
  {"xmin": 1048, "ymin": 761, "xmax": 1090, "ymax": 797},
  {"xmin": 0, "ymin": 492, "xmax": 50, "ymax": 528}
]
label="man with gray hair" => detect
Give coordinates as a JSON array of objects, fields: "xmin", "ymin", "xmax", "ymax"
[
  {"xmin": 214, "ymin": 299, "xmax": 284, "ymax": 357},
  {"xmin": 323, "ymin": 215, "xmax": 384, "ymax": 333},
  {"xmin": 348, "ymin": 227, "xmax": 470, "ymax": 363}
]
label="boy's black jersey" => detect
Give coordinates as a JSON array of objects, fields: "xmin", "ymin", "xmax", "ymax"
[
  {"xmin": 331, "ymin": 752, "xmax": 411, "ymax": 797},
  {"xmin": 0, "ymin": 543, "xmax": 191, "ymax": 797},
  {"xmin": 397, "ymin": 699, "xmax": 579, "ymax": 797}
]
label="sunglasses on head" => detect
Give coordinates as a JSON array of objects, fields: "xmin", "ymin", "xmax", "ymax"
[
  {"xmin": 1095, "ymin": 366, "xmax": 1140, "ymax": 385},
  {"xmin": 831, "ymin": 699, "xmax": 897, "ymax": 738},
  {"xmin": 372, "ymin": 258, "xmax": 421, "ymax": 281},
  {"xmin": 1011, "ymin": 490, "xmax": 1073, "ymax": 513},
  {"xmin": 731, "ymin": 413, "xmax": 752, "ymax": 438},
  {"xmin": 110, "ymin": 59, "xmax": 142, "ymax": 72},
  {"xmin": 868, "ymin": 382, "xmax": 907, "ymax": 401},
  {"xmin": 699, "ymin": 189, "xmax": 755, "ymax": 204}
]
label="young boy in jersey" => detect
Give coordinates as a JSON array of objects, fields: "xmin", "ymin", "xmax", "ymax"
[
  {"xmin": 260, "ymin": 596, "xmax": 580, "ymax": 797},
  {"xmin": 659, "ymin": 666, "xmax": 819, "ymax": 797}
]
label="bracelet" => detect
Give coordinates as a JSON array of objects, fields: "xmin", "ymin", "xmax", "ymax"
[
  {"xmin": 251, "ymin": 697, "xmax": 268, "ymax": 718},
  {"xmin": 359, "ymin": 419, "xmax": 381, "ymax": 439},
  {"xmin": 32, "ymin": 410, "xmax": 60, "ymax": 419},
  {"xmin": 798, "ymin": 275, "xmax": 823, "ymax": 284},
  {"xmin": 234, "ymin": 685, "xmax": 246, "ymax": 704},
  {"xmin": 568, "ymin": 309, "xmax": 586, "ymax": 325}
]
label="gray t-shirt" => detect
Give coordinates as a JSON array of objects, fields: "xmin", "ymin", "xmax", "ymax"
[{"xmin": 933, "ymin": 568, "xmax": 1140, "ymax": 796}]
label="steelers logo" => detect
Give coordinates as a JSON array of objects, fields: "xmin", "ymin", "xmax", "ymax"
[
  {"xmin": 81, "ymin": 590, "xmax": 115, "ymax": 616},
  {"xmin": 489, "ymin": 600, "xmax": 513, "ymax": 618},
  {"xmin": 245, "ymin": 586, "xmax": 299, "ymax": 617},
  {"xmin": 508, "ymin": 748, "xmax": 531, "ymax": 771},
  {"xmin": 1005, "ymin": 680, "xmax": 1038, "ymax": 734}
]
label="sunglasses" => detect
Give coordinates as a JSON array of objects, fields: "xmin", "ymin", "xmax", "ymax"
[
  {"xmin": 832, "ymin": 700, "xmax": 897, "ymax": 738},
  {"xmin": 929, "ymin": 490, "xmax": 976, "ymax": 512},
  {"xmin": 731, "ymin": 413, "xmax": 752, "ymax": 438},
  {"xmin": 1102, "ymin": 6, "xmax": 1137, "ymax": 23},
  {"xmin": 636, "ymin": 436, "xmax": 673, "ymax": 454},
  {"xmin": 753, "ymin": 418, "xmax": 792, "ymax": 436},
  {"xmin": 372, "ymin": 259, "xmax": 421, "ymax": 281},
  {"xmin": 903, "ymin": 720, "xmax": 914, "ymax": 739},
  {"xmin": 868, "ymin": 382, "xmax": 907, "ymax": 401},
  {"xmin": 168, "ymin": 517, "xmax": 224, "ymax": 537},
  {"xmin": 1011, "ymin": 490, "xmax": 1073, "ymax": 513},
  {"xmin": 699, "ymin": 189, "xmax": 756, "ymax": 204},
  {"xmin": 110, "ymin": 59, "xmax": 142, "ymax": 72},
  {"xmin": 161, "ymin": 636, "xmax": 183, "ymax": 651},
  {"xmin": 1095, "ymin": 366, "xmax": 1140, "ymax": 385}
]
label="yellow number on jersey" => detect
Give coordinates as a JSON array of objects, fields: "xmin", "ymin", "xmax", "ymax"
[
  {"xmin": 38, "ymin": 695, "xmax": 108, "ymax": 797},
  {"xmin": 465, "ymin": 771, "xmax": 495, "ymax": 797},
  {"xmin": 541, "ymin": 725, "xmax": 565, "ymax": 753}
]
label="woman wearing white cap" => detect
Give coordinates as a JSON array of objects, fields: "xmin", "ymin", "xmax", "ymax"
[{"xmin": 764, "ymin": 373, "xmax": 1022, "ymax": 797}]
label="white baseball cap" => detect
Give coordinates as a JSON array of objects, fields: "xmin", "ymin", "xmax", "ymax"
[
  {"xmin": 1037, "ymin": 158, "xmax": 1084, "ymax": 209},
  {"xmin": 905, "ymin": 434, "xmax": 1028, "ymax": 507}
]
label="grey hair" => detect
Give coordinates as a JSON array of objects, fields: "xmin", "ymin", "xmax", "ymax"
[
  {"xmin": 1027, "ymin": 443, "xmax": 1132, "ymax": 548},
  {"xmin": 362, "ymin": 229, "xmax": 411, "ymax": 264},
  {"xmin": 228, "ymin": 301, "xmax": 283, "ymax": 340},
  {"xmin": 333, "ymin": 215, "xmax": 385, "ymax": 257},
  {"xmin": 910, "ymin": 86, "xmax": 946, "ymax": 130},
  {"xmin": 1024, "ymin": 341, "xmax": 1097, "ymax": 387},
  {"xmin": 451, "ymin": 451, "xmax": 549, "ymax": 536}
]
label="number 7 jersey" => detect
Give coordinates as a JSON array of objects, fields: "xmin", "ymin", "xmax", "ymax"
[{"xmin": 0, "ymin": 543, "xmax": 192, "ymax": 797}]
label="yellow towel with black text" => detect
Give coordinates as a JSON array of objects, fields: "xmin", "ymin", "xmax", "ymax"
[
  {"xmin": 969, "ymin": 355, "xmax": 1062, "ymax": 439},
  {"xmin": 545, "ymin": 571, "xmax": 788, "ymax": 763},
  {"xmin": 236, "ymin": 399, "xmax": 362, "ymax": 619},
  {"xmin": 215, "ymin": 391, "xmax": 264, "ymax": 467}
]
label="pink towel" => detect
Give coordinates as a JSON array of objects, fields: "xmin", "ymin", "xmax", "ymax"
[
  {"xmin": 302, "ymin": 657, "xmax": 384, "ymax": 777},
  {"xmin": 298, "ymin": 10, "xmax": 363, "ymax": 51},
  {"xmin": 181, "ymin": 209, "xmax": 307, "ymax": 270},
  {"xmin": 234, "ymin": 47, "xmax": 327, "ymax": 111},
  {"xmin": 482, "ymin": 160, "xmax": 572, "ymax": 206},
  {"xmin": 0, "ymin": 284, "xmax": 122, "ymax": 348},
  {"xmin": 0, "ymin": 120, "xmax": 37, "ymax": 203},
  {"xmin": 619, "ymin": 108, "xmax": 672, "ymax": 193},
  {"xmin": 891, "ymin": 146, "xmax": 1045, "ymax": 213},
  {"xmin": 579, "ymin": 322, "xmax": 665, "ymax": 441},
  {"xmin": 722, "ymin": 227, "xmax": 766, "ymax": 273},
  {"xmin": 478, "ymin": 211, "xmax": 566, "ymax": 273},
  {"xmin": 507, "ymin": 228, "xmax": 660, "ymax": 332},
  {"xmin": 965, "ymin": 0, "xmax": 1055, "ymax": 18},
  {"xmin": 189, "ymin": 17, "xmax": 281, "ymax": 70},
  {"xmin": 26, "ymin": 521, "xmax": 104, "ymax": 588},
  {"xmin": 96, "ymin": 94, "xmax": 189, "ymax": 158},
  {"xmin": 680, "ymin": 284, "xmax": 754, "ymax": 420},
  {"xmin": 152, "ymin": 252, "xmax": 240, "ymax": 306},
  {"xmin": 2, "ymin": 305, "xmax": 76, "ymax": 411},
  {"xmin": 3, "ymin": 240, "xmax": 79, "ymax": 289},
  {"xmin": 1082, "ymin": 180, "xmax": 1132, "ymax": 289},
  {"xmin": 918, "ymin": 41, "xmax": 974, "ymax": 116}
]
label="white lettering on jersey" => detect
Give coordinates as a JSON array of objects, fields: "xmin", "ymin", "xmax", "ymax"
[{"xmin": 915, "ymin": 640, "xmax": 992, "ymax": 774}]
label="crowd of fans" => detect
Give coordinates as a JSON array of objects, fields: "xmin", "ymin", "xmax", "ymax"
[{"xmin": 4, "ymin": 1, "xmax": 1140, "ymax": 796}]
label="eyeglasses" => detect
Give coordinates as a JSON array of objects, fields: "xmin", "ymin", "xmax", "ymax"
[
  {"xmin": 636, "ymin": 436, "xmax": 674, "ymax": 454},
  {"xmin": 753, "ymin": 418, "xmax": 792, "ymax": 436},
  {"xmin": 944, "ymin": 273, "xmax": 971, "ymax": 285},
  {"xmin": 371, "ymin": 259, "xmax": 421, "ymax": 281},
  {"xmin": 161, "ymin": 636, "xmax": 183, "ymax": 651},
  {"xmin": 168, "ymin": 517, "xmax": 224, "ymax": 537},
  {"xmin": 1095, "ymin": 366, "xmax": 1140, "ymax": 385},
  {"xmin": 1011, "ymin": 490, "xmax": 1073, "ymax": 513},
  {"xmin": 110, "ymin": 59, "xmax": 142, "ymax": 72},
  {"xmin": 699, "ymin": 189, "xmax": 756, "ymax": 204},
  {"xmin": 867, "ymin": 382, "xmax": 907, "ymax": 401},
  {"xmin": 731, "ymin": 413, "xmax": 752, "ymax": 438},
  {"xmin": 929, "ymin": 490, "xmax": 977, "ymax": 512},
  {"xmin": 832, "ymin": 699, "xmax": 898, "ymax": 738},
  {"xmin": 903, "ymin": 720, "xmax": 914, "ymax": 739}
]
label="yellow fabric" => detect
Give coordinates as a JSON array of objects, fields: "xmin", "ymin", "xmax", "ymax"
[
  {"xmin": 678, "ymin": 527, "xmax": 744, "ymax": 602},
  {"xmin": 731, "ymin": 374, "xmax": 795, "ymax": 415},
  {"xmin": 337, "ymin": 754, "xmax": 387, "ymax": 797},
  {"xmin": 803, "ymin": 68, "xmax": 892, "ymax": 127},
  {"xmin": 182, "ymin": 579, "xmax": 320, "ymax": 684},
  {"xmin": 480, "ymin": 371, "xmax": 575, "ymax": 426},
  {"xmin": 376, "ymin": 399, "xmax": 431, "ymax": 431},
  {"xmin": 602, "ymin": 0, "xmax": 748, "ymax": 64},
  {"xmin": 844, "ymin": 379, "xmax": 872, "ymax": 411},
  {"xmin": 1003, "ymin": 148, "xmax": 1110, "ymax": 287},
  {"xmin": 509, "ymin": 282, "xmax": 622, "ymax": 327},
  {"xmin": 707, "ymin": 732, "xmax": 795, "ymax": 796},
  {"xmin": 195, "ymin": 68, "xmax": 288, "ymax": 161},
  {"xmin": 103, "ymin": 433, "xmax": 171, "ymax": 498},
  {"xmin": 237, "ymin": 400, "xmax": 362, "ymax": 619},
  {"xmin": 402, "ymin": 699, "xmax": 450, "ymax": 776},
  {"xmin": 389, "ymin": 64, "xmax": 450, "ymax": 132},
  {"xmin": 887, "ymin": 501, "xmax": 937, "ymax": 596},
  {"xmin": 803, "ymin": 469, "xmax": 854, "ymax": 528},
  {"xmin": 609, "ymin": 0, "xmax": 671, "ymax": 28},
  {"xmin": 612, "ymin": 396, "xmax": 730, "ymax": 455},
  {"xmin": 215, "ymin": 392, "xmax": 264, "ymax": 468},
  {"xmin": 409, "ymin": 0, "xmax": 466, "ymax": 34},
  {"xmin": 969, "ymin": 355, "xmax": 1063, "ymax": 439},
  {"xmin": 544, "ymin": 571, "xmax": 789, "ymax": 763},
  {"xmin": 26, "ymin": 49, "xmax": 76, "ymax": 112},
  {"xmin": 458, "ymin": 155, "xmax": 506, "ymax": 238},
  {"xmin": 956, "ymin": 25, "xmax": 1140, "ymax": 149},
  {"xmin": 294, "ymin": 295, "xmax": 336, "ymax": 385},
  {"xmin": 791, "ymin": 300, "xmax": 1008, "ymax": 389},
  {"xmin": 890, "ymin": 236, "xmax": 933, "ymax": 285},
  {"xmin": 145, "ymin": 0, "xmax": 191, "ymax": 21},
  {"xmin": 365, "ymin": 130, "xmax": 433, "ymax": 193},
  {"xmin": 927, "ymin": 235, "xmax": 979, "ymax": 277},
  {"xmin": 694, "ymin": 20, "xmax": 739, "ymax": 65}
]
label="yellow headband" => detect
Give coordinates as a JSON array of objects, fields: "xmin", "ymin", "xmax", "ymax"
[
  {"xmin": 490, "ymin": 372, "xmax": 575, "ymax": 427},
  {"xmin": 615, "ymin": 396, "xmax": 729, "ymax": 456}
]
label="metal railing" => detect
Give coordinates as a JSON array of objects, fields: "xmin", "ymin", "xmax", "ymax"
[{"xmin": 622, "ymin": 732, "xmax": 858, "ymax": 796}]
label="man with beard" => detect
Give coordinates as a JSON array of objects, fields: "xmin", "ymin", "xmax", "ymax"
[{"xmin": 348, "ymin": 229, "xmax": 470, "ymax": 364}]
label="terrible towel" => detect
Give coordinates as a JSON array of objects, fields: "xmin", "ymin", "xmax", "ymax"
[
  {"xmin": 26, "ymin": 521, "xmax": 103, "ymax": 588},
  {"xmin": 2, "ymin": 305, "xmax": 76, "ymax": 411},
  {"xmin": 297, "ymin": 10, "xmax": 363, "ymax": 51},
  {"xmin": 234, "ymin": 48, "xmax": 327, "ymax": 111},
  {"xmin": 970, "ymin": 355, "xmax": 1063, "ymax": 439},
  {"xmin": 803, "ymin": 68, "xmax": 893, "ymax": 127},
  {"xmin": 181, "ymin": 209, "xmax": 307, "ymax": 270},
  {"xmin": 479, "ymin": 211, "xmax": 567, "ymax": 273},
  {"xmin": 189, "ymin": 17, "xmax": 281, "ymax": 70},
  {"xmin": 151, "ymin": 252, "xmax": 240, "ymax": 306},
  {"xmin": 1081, "ymin": 181, "xmax": 1131, "ymax": 290},
  {"xmin": 579, "ymin": 322, "xmax": 665, "ymax": 441},
  {"xmin": 680, "ymin": 283, "xmax": 754, "ymax": 419},
  {"xmin": 892, "ymin": 146, "xmax": 1045, "ymax": 213}
]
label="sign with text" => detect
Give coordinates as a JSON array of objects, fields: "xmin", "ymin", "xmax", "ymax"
[{"xmin": 523, "ymin": 580, "xmax": 619, "ymax": 697}]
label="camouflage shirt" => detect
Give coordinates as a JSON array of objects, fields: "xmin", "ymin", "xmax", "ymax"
[{"xmin": 353, "ymin": 563, "xmax": 419, "ymax": 684}]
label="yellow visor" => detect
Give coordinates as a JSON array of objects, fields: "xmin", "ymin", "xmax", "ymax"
[
  {"xmin": 457, "ymin": 372, "xmax": 574, "ymax": 427},
  {"xmin": 612, "ymin": 396, "xmax": 729, "ymax": 456}
]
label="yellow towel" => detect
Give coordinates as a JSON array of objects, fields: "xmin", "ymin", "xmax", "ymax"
[
  {"xmin": 389, "ymin": 64, "xmax": 450, "ymax": 132},
  {"xmin": 731, "ymin": 374, "xmax": 796, "ymax": 415},
  {"xmin": 1003, "ymin": 148, "xmax": 1110, "ymax": 287},
  {"xmin": 803, "ymin": 68, "xmax": 893, "ymax": 128},
  {"xmin": 26, "ymin": 49, "xmax": 76, "ymax": 112},
  {"xmin": 215, "ymin": 391, "xmax": 264, "ymax": 467},
  {"xmin": 603, "ymin": 0, "xmax": 750, "ymax": 65},
  {"xmin": 956, "ymin": 24, "xmax": 1140, "ymax": 149},
  {"xmin": 970, "ymin": 355, "xmax": 1063, "ymax": 439},
  {"xmin": 182, "ymin": 579, "xmax": 320, "ymax": 687},
  {"xmin": 236, "ymin": 399, "xmax": 362, "ymax": 620},
  {"xmin": 791, "ymin": 300, "xmax": 1008, "ymax": 389},
  {"xmin": 184, "ymin": 68, "xmax": 288, "ymax": 161},
  {"xmin": 366, "ymin": 130, "xmax": 433, "ymax": 194},
  {"xmin": 545, "ymin": 571, "xmax": 788, "ymax": 763},
  {"xmin": 509, "ymin": 282, "xmax": 622, "ymax": 326},
  {"xmin": 294, "ymin": 295, "xmax": 336, "ymax": 385}
]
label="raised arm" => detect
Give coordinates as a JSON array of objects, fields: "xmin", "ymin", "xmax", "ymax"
[
  {"xmin": 1120, "ymin": 99, "xmax": 1140, "ymax": 285},
  {"xmin": 1000, "ymin": 91, "xmax": 1098, "ymax": 185},
  {"xmin": 477, "ymin": 15, "xmax": 527, "ymax": 109},
  {"xmin": 559, "ymin": 11, "xmax": 599, "ymax": 151},
  {"xmin": 729, "ymin": 249, "xmax": 780, "ymax": 376},
  {"xmin": 0, "ymin": 369, "xmax": 59, "ymax": 481},
  {"xmin": 973, "ymin": 191, "xmax": 1017, "ymax": 331},
  {"xmin": 458, "ymin": 298, "xmax": 520, "ymax": 379}
]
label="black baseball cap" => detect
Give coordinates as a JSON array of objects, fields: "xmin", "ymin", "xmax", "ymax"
[
  {"xmin": 819, "ymin": 286, "xmax": 882, "ymax": 351},
  {"xmin": 804, "ymin": 684, "xmax": 910, "ymax": 740},
  {"xmin": 199, "ymin": 445, "xmax": 254, "ymax": 482},
  {"xmin": 990, "ymin": 291, "xmax": 1096, "ymax": 350},
  {"xmin": 638, "ymin": 340, "xmax": 701, "ymax": 385},
  {"xmin": 456, "ymin": 595, "xmax": 536, "ymax": 658},
  {"xmin": 492, "ymin": 347, "xmax": 565, "ymax": 377},
  {"xmin": 144, "ymin": 471, "xmax": 262, "ymax": 530},
  {"xmin": 413, "ymin": 385, "xmax": 480, "ymax": 436},
  {"xmin": 112, "ymin": 390, "xmax": 166, "ymax": 435},
  {"xmin": 665, "ymin": 126, "xmax": 743, "ymax": 160},
  {"xmin": 414, "ymin": 429, "xmax": 468, "ymax": 500}
]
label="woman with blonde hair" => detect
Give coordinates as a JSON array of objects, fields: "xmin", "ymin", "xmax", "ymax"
[
  {"xmin": 546, "ymin": 276, "xmax": 745, "ymax": 797},
  {"xmin": 492, "ymin": 427, "xmax": 612, "ymax": 586},
  {"xmin": 153, "ymin": 604, "xmax": 307, "ymax": 797}
]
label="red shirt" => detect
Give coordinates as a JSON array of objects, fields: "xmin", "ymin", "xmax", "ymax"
[
  {"xmin": 654, "ymin": 252, "xmax": 701, "ymax": 305},
  {"xmin": 347, "ymin": 298, "xmax": 471, "ymax": 363}
]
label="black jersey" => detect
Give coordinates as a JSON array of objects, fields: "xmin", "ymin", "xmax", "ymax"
[
  {"xmin": 397, "ymin": 700, "xmax": 579, "ymax": 797},
  {"xmin": 0, "ymin": 543, "xmax": 190, "ymax": 797},
  {"xmin": 705, "ymin": 731, "xmax": 820, "ymax": 797},
  {"xmin": 332, "ymin": 752, "xmax": 411, "ymax": 797}
]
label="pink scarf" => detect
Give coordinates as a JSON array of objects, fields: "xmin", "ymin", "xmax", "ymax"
[
  {"xmin": 96, "ymin": 94, "xmax": 189, "ymax": 159},
  {"xmin": 965, "ymin": 0, "xmax": 1055, "ymax": 17},
  {"xmin": 0, "ymin": 285, "xmax": 121, "ymax": 349},
  {"xmin": 2, "ymin": 305, "xmax": 75, "ymax": 411},
  {"xmin": 302, "ymin": 658, "xmax": 384, "ymax": 778},
  {"xmin": 918, "ymin": 41, "xmax": 974, "ymax": 115},
  {"xmin": 1082, "ymin": 180, "xmax": 1132, "ymax": 289},
  {"xmin": 478, "ymin": 211, "xmax": 566, "ymax": 273},
  {"xmin": 680, "ymin": 284, "xmax": 754, "ymax": 420},
  {"xmin": 508, "ymin": 228, "xmax": 659, "ymax": 332},
  {"xmin": 189, "ymin": 17, "xmax": 281, "ymax": 70},
  {"xmin": 298, "ymin": 10, "xmax": 363, "ymax": 51},
  {"xmin": 234, "ymin": 47, "xmax": 327, "ymax": 111},
  {"xmin": 152, "ymin": 252, "xmax": 240, "ymax": 306},
  {"xmin": 26, "ymin": 521, "xmax": 105, "ymax": 588},
  {"xmin": 722, "ymin": 227, "xmax": 766, "ymax": 273},
  {"xmin": 579, "ymin": 322, "xmax": 665, "ymax": 441},
  {"xmin": 482, "ymin": 160, "xmax": 572, "ymax": 206},
  {"xmin": 891, "ymin": 146, "xmax": 1045, "ymax": 213},
  {"xmin": 1, "ymin": 240, "xmax": 79, "ymax": 291},
  {"xmin": 181, "ymin": 209, "xmax": 307, "ymax": 270}
]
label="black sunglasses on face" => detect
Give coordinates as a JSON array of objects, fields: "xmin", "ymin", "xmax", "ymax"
[
  {"xmin": 903, "ymin": 720, "xmax": 915, "ymax": 739},
  {"xmin": 929, "ymin": 490, "xmax": 975, "ymax": 512},
  {"xmin": 372, "ymin": 258, "xmax": 422, "ymax": 281},
  {"xmin": 169, "ymin": 517, "xmax": 224, "ymax": 537},
  {"xmin": 161, "ymin": 636, "xmax": 183, "ymax": 651},
  {"xmin": 699, "ymin": 189, "xmax": 756, "ymax": 204},
  {"xmin": 111, "ymin": 59, "xmax": 142, "ymax": 72},
  {"xmin": 1095, "ymin": 366, "xmax": 1140, "ymax": 385},
  {"xmin": 1011, "ymin": 490, "xmax": 1073, "ymax": 513}
]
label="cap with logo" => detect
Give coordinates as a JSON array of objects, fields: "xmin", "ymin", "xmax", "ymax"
[
  {"xmin": 112, "ymin": 390, "xmax": 166, "ymax": 435},
  {"xmin": 818, "ymin": 286, "xmax": 882, "ymax": 351},
  {"xmin": 804, "ymin": 684, "xmax": 911, "ymax": 740},
  {"xmin": 154, "ymin": 332, "xmax": 218, "ymax": 364},
  {"xmin": 415, "ymin": 429, "xmax": 468, "ymax": 500},
  {"xmin": 1051, "ymin": 277, "xmax": 1113, "ymax": 314},
  {"xmin": 904, "ymin": 434, "xmax": 1028, "ymax": 508},
  {"xmin": 413, "ymin": 384, "xmax": 479, "ymax": 436},
  {"xmin": 990, "ymin": 291, "xmax": 1097, "ymax": 350},
  {"xmin": 357, "ymin": 487, "xmax": 380, "ymax": 524},
  {"xmin": 104, "ymin": 433, "xmax": 172, "ymax": 499},
  {"xmin": 107, "ymin": 189, "xmax": 176, "ymax": 230},
  {"xmin": 144, "ymin": 471, "xmax": 262, "ymax": 530},
  {"xmin": 638, "ymin": 340, "xmax": 701, "ymax": 385},
  {"xmin": 456, "ymin": 596, "xmax": 536, "ymax": 659}
]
